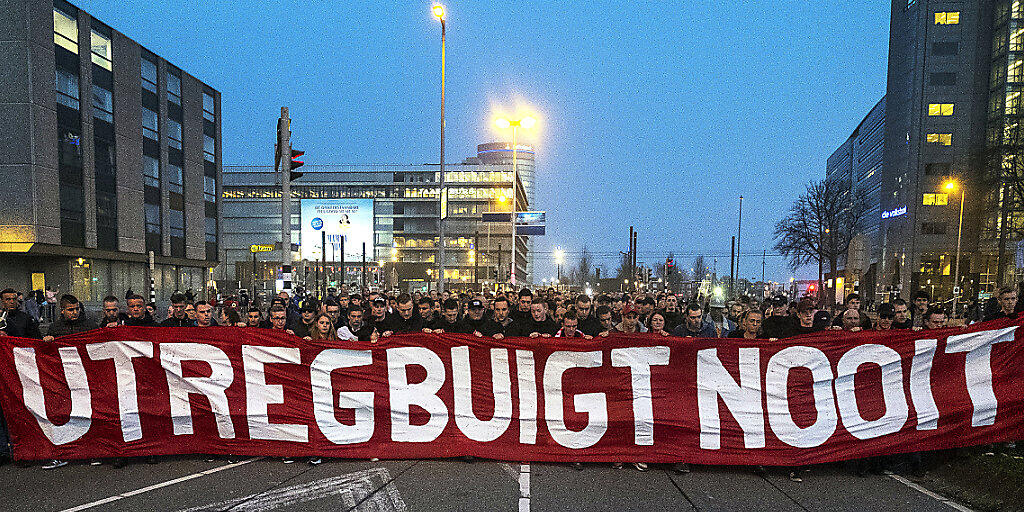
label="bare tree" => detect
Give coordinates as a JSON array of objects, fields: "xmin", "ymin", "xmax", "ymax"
[
  {"xmin": 615, "ymin": 252, "xmax": 632, "ymax": 279},
  {"xmin": 568, "ymin": 246, "xmax": 595, "ymax": 286},
  {"xmin": 692, "ymin": 255, "xmax": 709, "ymax": 281},
  {"xmin": 773, "ymin": 178, "xmax": 866, "ymax": 305}
]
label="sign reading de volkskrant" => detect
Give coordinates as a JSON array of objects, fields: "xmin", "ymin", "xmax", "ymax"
[{"xmin": 0, "ymin": 321, "xmax": 1022, "ymax": 464}]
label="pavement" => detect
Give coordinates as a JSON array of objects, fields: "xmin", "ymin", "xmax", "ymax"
[{"xmin": 0, "ymin": 457, "xmax": 968, "ymax": 511}]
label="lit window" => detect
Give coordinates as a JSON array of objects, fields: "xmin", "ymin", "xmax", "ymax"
[
  {"xmin": 90, "ymin": 30, "xmax": 112, "ymax": 70},
  {"xmin": 935, "ymin": 11, "xmax": 960, "ymax": 24},
  {"xmin": 926, "ymin": 133, "xmax": 952, "ymax": 145},
  {"xmin": 53, "ymin": 8, "xmax": 78, "ymax": 54},
  {"xmin": 928, "ymin": 103, "xmax": 954, "ymax": 116},
  {"xmin": 923, "ymin": 193, "xmax": 949, "ymax": 205}
]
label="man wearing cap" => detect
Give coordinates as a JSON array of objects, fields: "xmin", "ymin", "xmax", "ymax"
[
  {"xmin": 368, "ymin": 297, "xmax": 389, "ymax": 333},
  {"xmin": 380, "ymin": 294, "xmax": 423, "ymax": 337},
  {"xmin": 671, "ymin": 303, "xmax": 717, "ymax": 337},
  {"xmin": 460, "ymin": 299, "xmax": 502, "ymax": 336},
  {"xmin": 612, "ymin": 303, "xmax": 648, "ymax": 334},
  {"xmin": 706, "ymin": 297, "xmax": 736, "ymax": 338},
  {"xmin": 290, "ymin": 301, "xmax": 319, "ymax": 339},
  {"xmin": 761, "ymin": 296, "xmax": 795, "ymax": 339}
]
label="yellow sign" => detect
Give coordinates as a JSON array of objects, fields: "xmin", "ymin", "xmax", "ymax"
[
  {"xmin": 31, "ymin": 273, "xmax": 45, "ymax": 291},
  {"xmin": 250, "ymin": 244, "xmax": 274, "ymax": 253}
]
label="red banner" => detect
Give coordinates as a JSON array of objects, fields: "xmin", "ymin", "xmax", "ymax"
[{"xmin": 1, "ymin": 320, "xmax": 1023, "ymax": 465}]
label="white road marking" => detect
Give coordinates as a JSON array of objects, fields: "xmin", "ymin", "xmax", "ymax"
[
  {"xmin": 61, "ymin": 458, "xmax": 260, "ymax": 512},
  {"xmin": 518, "ymin": 464, "xmax": 531, "ymax": 512},
  {"xmin": 888, "ymin": 474, "xmax": 975, "ymax": 512},
  {"xmin": 179, "ymin": 467, "xmax": 406, "ymax": 512}
]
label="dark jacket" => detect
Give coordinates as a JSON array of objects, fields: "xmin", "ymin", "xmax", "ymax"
[
  {"xmin": 1, "ymin": 309, "xmax": 42, "ymax": 339},
  {"xmin": 124, "ymin": 314, "xmax": 158, "ymax": 327},
  {"xmin": 727, "ymin": 329, "xmax": 766, "ymax": 339},
  {"xmin": 338, "ymin": 323, "xmax": 375, "ymax": 341},
  {"xmin": 671, "ymin": 319, "xmax": 718, "ymax": 338},
  {"xmin": 578, "ymin": 315, "xmax": 604, "ymax": 336},
  {"xmin": 47, "ymin": 314, "xmax": 99, "ymax": 338},
  {"xmin": 761, "ymin": 315, "xmax": 795, "ymax": 339},
  {"xmin": 985, "ymin": 310, "xmax": 1020, "ymax": 322},
  {"xmin": 160, "ymin": 315, "xmax": 195, "ymax": 327},
  {"xmin": 510, "ymin": 316, "xmax": 558, "ymax": 337},
  {"xmin": 461, "ymin": 315, "xmax": 502, "ymax": 336},
  {"xmin": 429, "ymin": 316, "xmax": 463, "ymax": 333},
  {"xmin": 291, "ymin": 319, "xmax": 316, "ymax": 338},
  {"xmin": 99, "ymin": 312, "xmax": 131, "ymax": 328},
  {"xmin": 382, "ymin": 314, "xmax": 424, "ymax": 334}
]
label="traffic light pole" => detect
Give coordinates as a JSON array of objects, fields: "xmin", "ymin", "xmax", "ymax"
[{"xmin": 278, "ymin": 107, "xmax": 292, "ymax": 293}]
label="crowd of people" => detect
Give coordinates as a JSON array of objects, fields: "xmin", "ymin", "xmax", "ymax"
[{"xmin": 0, "ymin": 282, "xmax": 1020, "ymax": 478}]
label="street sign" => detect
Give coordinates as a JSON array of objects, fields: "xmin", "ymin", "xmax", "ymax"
[
  {"xmin": 514, "ymin": 211, "xmax": 546, "ymax": 226},
  {"xmin": 482, "ymin": 212, "xmax": 512, "ymax": 223},
  {"xmin": 250, "ymin": 244, "xmax": 274, "ymax": 253},
  {"xmin": 516, "ymin": 225, "xmax": 545, "ymax": 235}
]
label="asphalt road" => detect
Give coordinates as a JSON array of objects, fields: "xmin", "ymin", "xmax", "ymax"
[{"xmin": 0, "ymin": 457, "xmax": 964, "ymax": 511}]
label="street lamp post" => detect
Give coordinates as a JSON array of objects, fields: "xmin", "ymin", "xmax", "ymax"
[
  {"xmin": 554, "ymin": 248, "xmax": 565, "ymax": 291},
  {"xmin": 945, "ymin": 179, "xmax": 965, "ymax": 319},
  {"xmin": 432, "ymin": 4, "xmax": 447, "ymax": 293},
  {"xmin": 494, "ymin": 115, "xmax": 536, "ymax": 290}
]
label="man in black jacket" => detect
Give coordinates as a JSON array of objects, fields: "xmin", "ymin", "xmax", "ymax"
[
  {"xmin": 426, "ymin": 298, "xmax": 462, "ymax": 333},
  {"xmin": 0, "ymin": 288, "xmax": 42, "ymax": 339},
  {"xmin": 511, "ymin": 302, "xmax": 559, "ymax": 338},
  {"xmin": 380, "ymin": 294, "xmax": 423, "ymax": 336},
  {"xmin": 44, "ymin": 294, "xmax": 98, "ymax": 341},
  {"xmin": 160, "ymin": 293, "xmax": 194, "ymax": 327},
  {"xmin": 461, "ymin": 299, "xmax": 502, "ymax": 336},
  {"xmin": 124, "ymin": 295, "xmax": 158, "ymax": 326}
]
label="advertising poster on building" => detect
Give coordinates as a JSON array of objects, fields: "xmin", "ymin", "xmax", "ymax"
[{"xmin": 300, "ymin": 199, "xmax": 374, "ymax": 261}]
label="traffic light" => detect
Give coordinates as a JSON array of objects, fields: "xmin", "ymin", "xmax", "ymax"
[
  {"xmin": 807, "ymin": 283, "xmax": 817, "ymax": 296},
  {"xmin": 289, "ymin": 149, "xmax": 304, "ymax": 181},
  {"xmin": 666, "ymin": 258, "xmax": 674, "ymax": 277}
]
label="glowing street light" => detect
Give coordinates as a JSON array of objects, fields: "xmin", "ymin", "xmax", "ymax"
[
  {"xmin": 431, "ymin": 3, "xmax": 446, "ymax": 19},
  {"xmin": 943, "ymin": 178, "xmax": 966, "ymax": 319},
  {"xmin": 493, "ymin": 113, "xmax": 539, "ymax": 288},
  {"xmin": 432, "ymin": 2, "xmax": 448, "ymax": 293}
]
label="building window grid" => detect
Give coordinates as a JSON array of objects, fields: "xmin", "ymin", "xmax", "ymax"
[
  {"xmin": 141, "ymin": 58, "xmax": 158, "ymax": 93},
  {"xmin": 92, "ymin": 85, "xmax": 113, "ymax": 123},
  {"xmin": 927, "ymin": 133, "xmax": 953, "ymax": 145},
  {"xmin": 928, "ymin": 103, "xmax": 955, "ymax": 116},
  {"xmin": 168, "ymin": 118, "xmax": 183, "ymax": 149},
  {"xmin": 203, "ymin": 92, "xmax": 216, "ymax": 122},
  {"xmin": 90, "ymin": 30, "xmax": 112, "ymax": 71},
  {"xmin": 934, "ymin": 12, "xmax": 960, "ymax": 25},
  {"xmin": 142, "ymin": 107, "xmax": 159, "ymax": 140},
  {"xmin": 55, "ymin": 69, "xmax": 80, "ymax": 110},
  {"xmin": 923, "ymin": 193, "xmax": 949, "ymax": 206},
  {"xmin": 53, "ymin": 8, "xmax": 78, "ymax": 54},
  {"xmin": 167, "ymin": 72, "xmax": 182, "ymax": 105}
]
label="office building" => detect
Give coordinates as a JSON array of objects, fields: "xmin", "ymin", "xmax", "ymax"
[
  {"xmin": 880, "ymin": 0, "xmax": 999, "ymax": 301},
  {"xmin": 217, "ymin": 143, "xmax": 533, "ymax": 295},
  {"xmin": 0, "ymin": 0, "xmax": 222, "ymax": 303},
  {"xmin": 826, "ymin": 97, "xmax": 885, "ymax": 301}
]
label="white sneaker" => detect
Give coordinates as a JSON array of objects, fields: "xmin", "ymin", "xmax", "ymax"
[
  {"xmin": 308, "ymin": 457, "xmax": 322, "ymax": 465},
  {"xmin": 42, "ymin": 459, "xmax": 68, "ymax": 470}
]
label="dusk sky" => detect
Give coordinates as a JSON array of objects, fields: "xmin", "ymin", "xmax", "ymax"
[{"xmin": 77, "ymin": 0, "xmax": 892, "ymax": 285}]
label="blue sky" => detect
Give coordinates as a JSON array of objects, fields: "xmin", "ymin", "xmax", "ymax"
[{"xmin": 78, "ymin": 0, "xmax": 891, "ymax": 284}]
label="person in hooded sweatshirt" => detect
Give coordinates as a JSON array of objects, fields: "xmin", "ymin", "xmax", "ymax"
[{"xmin": 44, "ymin": 294, "xmax": 98, "ymax": 340}]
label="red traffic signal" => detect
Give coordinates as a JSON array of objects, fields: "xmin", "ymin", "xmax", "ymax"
[
  {"xmin": 289, "ymin": 149, "xmax": 304, "ymax": 181},
  {"xmin": 290, "ymin": 149, "xmax": 305, "ymax": 170}
]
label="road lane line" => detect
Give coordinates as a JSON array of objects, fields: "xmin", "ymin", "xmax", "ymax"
[
  {"xmin": 60, "ymin": 457, "xmax": 261, "ymax": 512},
  {"xmin": 518, "ymin": 464, "xmax": 531, "ymax": 512},
  {"xmin": 888, "ymin": 474, "xmax": 975, "ymax": 511}
]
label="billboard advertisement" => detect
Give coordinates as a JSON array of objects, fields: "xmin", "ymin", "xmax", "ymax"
[{"xmin": 300, "ymin": 199, "xmax": 374, "ymax": 261}]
